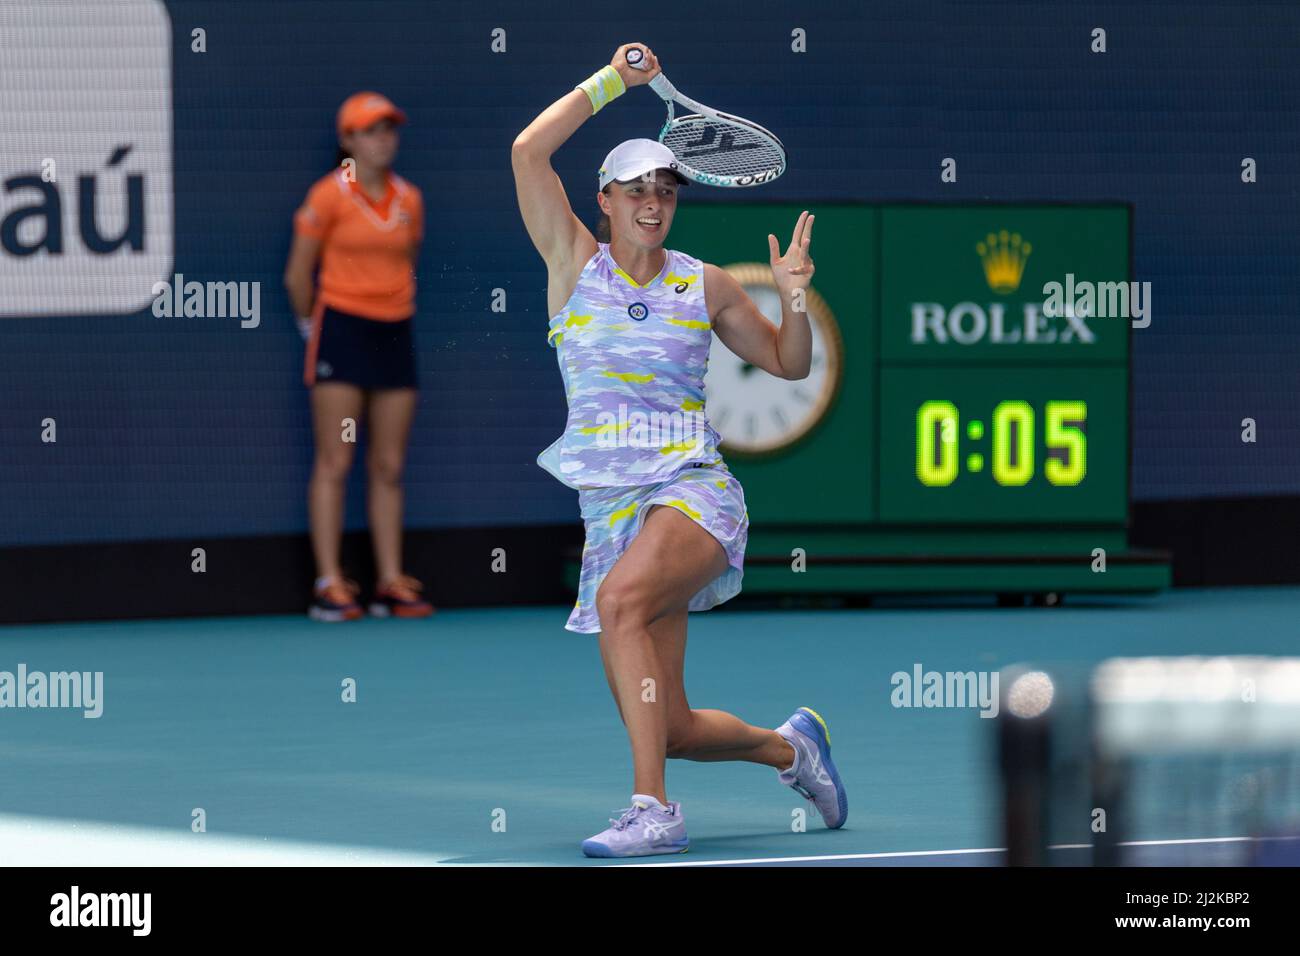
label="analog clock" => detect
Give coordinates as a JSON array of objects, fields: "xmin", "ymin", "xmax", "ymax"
[{"xmin": 705, "ymin": 263, "xmax": 843, "ymax": 456}]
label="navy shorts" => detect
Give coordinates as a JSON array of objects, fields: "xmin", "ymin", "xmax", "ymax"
[{"xmin": 307, "ymin": 306, "xmax": 418, "ymax": 390}]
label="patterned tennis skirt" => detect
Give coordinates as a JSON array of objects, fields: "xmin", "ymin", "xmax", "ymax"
[{"xmin": 565, "ymin": 460, "xmax": 749, "ymax": 634}]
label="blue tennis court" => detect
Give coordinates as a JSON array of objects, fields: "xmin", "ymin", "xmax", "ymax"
[{"xmin": 4, "ymin": 587, "xmax": 1296, "ymax": 866}]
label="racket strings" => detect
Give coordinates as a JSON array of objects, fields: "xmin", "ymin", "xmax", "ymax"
[{"xmin": 662, "ymin": 117, "xmax": 784, "ymax": 177}]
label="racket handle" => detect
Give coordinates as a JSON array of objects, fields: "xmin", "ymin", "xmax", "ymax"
[
  {"xmin": 626, "ymin": 45, "xmax": 677, "ymax": 100},
  {"xmin": 648, "ymin": 73, "xmax": 677, "ymax": 100}
]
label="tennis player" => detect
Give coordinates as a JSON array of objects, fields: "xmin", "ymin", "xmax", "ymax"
[
  {"xmin": 512, "ymin": 45, "xmax": 847, "ymax": 856},
  {"xmin": 284, "ymin": 92, "xmax": 434, "ymax": 621}
]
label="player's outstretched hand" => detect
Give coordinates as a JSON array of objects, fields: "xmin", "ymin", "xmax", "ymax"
[{"xmin": 769, "ymin": 210, "xmax": 815, "ymax": 297}]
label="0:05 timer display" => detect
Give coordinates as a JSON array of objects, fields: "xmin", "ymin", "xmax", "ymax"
[
  {"xmin": 915, "ymin": 400, "xmax": 1086, "ymax": 487},
  {"xmin": 879, "ymin": 366, "xmax": 1124, "ymax": 523}
]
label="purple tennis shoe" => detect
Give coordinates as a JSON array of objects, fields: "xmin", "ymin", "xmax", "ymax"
[
  {"xmin": 775, "ymin": 707, "xmax": 848, "ymax": 829},
  {"xmin": 582, "ymin": 794, "xmax": 690, "ymax": 858}
]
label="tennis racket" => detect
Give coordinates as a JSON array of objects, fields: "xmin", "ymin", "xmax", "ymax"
[{"xmin": 625, "ymin": 46, "xmax": 786, "ymax": 188}]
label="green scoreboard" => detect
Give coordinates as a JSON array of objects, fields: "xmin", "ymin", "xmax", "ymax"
[{"xmin": 667, "ymin": 202, "xmax": 1169, "ymax": 599}]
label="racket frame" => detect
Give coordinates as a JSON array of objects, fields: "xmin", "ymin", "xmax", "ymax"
[{"xmin": 635, "ymin": 68, "xmax": 787, "ymax": 187}]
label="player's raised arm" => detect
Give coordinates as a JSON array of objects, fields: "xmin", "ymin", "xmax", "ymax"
[{"xmin": 510, "ymin": 44, "xmax": 661, "ymax": 271}]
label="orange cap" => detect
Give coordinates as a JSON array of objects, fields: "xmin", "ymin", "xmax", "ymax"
[{"xmin": 336, "ymin": 92, "xmax": 407, "ymax": 138}]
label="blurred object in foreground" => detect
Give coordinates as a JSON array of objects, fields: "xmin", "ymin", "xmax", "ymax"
[{"xmin": 1000, "ymin": 656, "xmax": 1300, "ymax": 866}]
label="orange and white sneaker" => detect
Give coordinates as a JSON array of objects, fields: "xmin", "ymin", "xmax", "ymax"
[
  {"xmin": 309, "ymin": 576, "xmax": 364, "ymax": 622},
  {"xmin": 369, "ymin": 574, "xmax": 435, "ymax": 618}
]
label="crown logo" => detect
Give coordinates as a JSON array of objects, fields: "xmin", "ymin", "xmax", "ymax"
[{"xmin": 976, "ymin": 230, "xmax": 1031, "ymax": 294}]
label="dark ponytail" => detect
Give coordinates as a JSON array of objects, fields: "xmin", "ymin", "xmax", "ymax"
[
  {"xmin": 594, "ymin": 184, "xmax": 612, "ymax": 242},
  {"xmin": 334, "ymin": 146, "xmax": 351, "ymax": 170}
]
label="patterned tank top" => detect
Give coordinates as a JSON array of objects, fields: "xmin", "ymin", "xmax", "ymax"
[{"xmin": 537, "ymin": 242, "xmax": 724, "ymax": 489}]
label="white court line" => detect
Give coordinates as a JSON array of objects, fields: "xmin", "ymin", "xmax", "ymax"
[
  {"xmin": 6, "ymin": 816, "xmax": 1283, "ymax": 867},
  {"xmin": 0, "ymin": 814, "xmax": 471, "ymax": 866},
  {"xmin": 617, "ymin": 835, "xmax": 1277, "ymax": 866},
  {"xmin": 620, "ymin": 846, "xmax": 1008, "ymax": 866}
]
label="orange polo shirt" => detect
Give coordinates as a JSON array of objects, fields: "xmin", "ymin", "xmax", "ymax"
[{"xmin": 293, "ymin": 168, "xmax": 423, "ymax": 321}]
